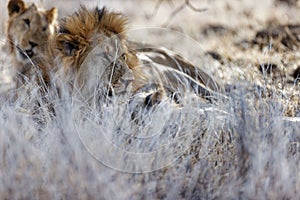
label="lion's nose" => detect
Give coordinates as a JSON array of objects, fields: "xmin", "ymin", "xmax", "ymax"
[
  {"xmin": 29, "ymin": 41, "xmax": 38, "ymax": 48},
  {"xmin": 25, "ymin": 49, "xmax": 33, "ymax": 57}
]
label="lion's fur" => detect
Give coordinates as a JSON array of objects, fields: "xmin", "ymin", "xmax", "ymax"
[
  {"xmin": 50, "ymin": 6, "xmax": 146, "ymax": 92},
  {"xmin": 5, "ymin": 0, "xmax": 57, "ymax": 85},
  {"xmin": 51, "ymin": 6, "xmax": 223, "ymax": 105},
  {"xmin": 59, "ymin": 6, "xmax": 127, "ymax": 42}
]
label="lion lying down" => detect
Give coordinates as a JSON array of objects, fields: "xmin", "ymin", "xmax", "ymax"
[
  {"xmin": 5, "ymin": 1, "xmax": 225, "ymax": 108},
  {"xmin": 49, "ymin": 6, "xmax": 225, "ymax": 108}
]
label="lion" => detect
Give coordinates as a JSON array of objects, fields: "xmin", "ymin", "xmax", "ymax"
[
  {"xmin": 50, "ymin": 6, "xmax": 145, "ymax": 98},
  {"xmin": 50, "ymin": 6, "xmax": 224, "ymax": 107},
  {"xmin": 5, "ymin": 0, "xmax": 57, "ymax": 86}
]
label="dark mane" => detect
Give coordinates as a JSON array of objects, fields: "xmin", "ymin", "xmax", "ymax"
[
  {"xmin": 95, "ymin": 6, "xmax": 105, "ymax": 22},
  {"xmin": 57, "ymin": 6, "xmax": 127, "ymax": 40}
]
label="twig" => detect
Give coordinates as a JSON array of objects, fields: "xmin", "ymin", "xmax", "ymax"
[
  {"xmin": 185, "ymin": 0, "xmax": 207, "ymax": 12},
  {"xmin": 163, "ymin": 0, "xmax": 207, "ymax": 27}
]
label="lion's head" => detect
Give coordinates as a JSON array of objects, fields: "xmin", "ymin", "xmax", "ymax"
[
  {"xmin": 51, "ymin": 6, "xmax": 144, "ymax": 95},
  {"xmin": 6, "ymin": 0, "xmax": 57, "ymax": 74}
]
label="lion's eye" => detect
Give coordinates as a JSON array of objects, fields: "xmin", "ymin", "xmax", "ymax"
[
  {"xmin": 42, "ymin": 26, "xmax": 47, "ymax": 31},
  {"xmin": 62, "ymin": 41, "xmax": 79, "ymax": 56},
  {"xmin": 23, "ymin": 19, "xmax": 30, "ymax": 27}
]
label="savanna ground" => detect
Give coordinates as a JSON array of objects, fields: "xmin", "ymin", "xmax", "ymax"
[{"xmin": 0, "ymin": 0, "xmax": 300, "ymax": 199}]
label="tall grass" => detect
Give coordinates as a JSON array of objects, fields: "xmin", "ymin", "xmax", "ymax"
[
  {"xmin": 1, "ymin": 1, "xmax": 300, "ymax": 199},
  {"xmin": 0, "ymin": 52, "xmax": 299, "ymax": 199}
]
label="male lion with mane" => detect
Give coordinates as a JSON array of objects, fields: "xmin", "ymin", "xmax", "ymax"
[{"xmin": 50, "ymin": 6, "xmax": 223, "ymax": 107}]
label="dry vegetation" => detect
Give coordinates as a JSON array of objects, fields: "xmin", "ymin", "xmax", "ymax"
[{"xmin": 0, "ymin": 0, "xmax": 300, "ymax": 199}]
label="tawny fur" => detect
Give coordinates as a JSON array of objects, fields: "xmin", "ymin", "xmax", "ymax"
[
  {"xmin": 50, "ymin": 6, "xmax": 146, "ymax": 92},
  {"xmin": 50, "ymin": 6, "xmax": 223, "ymax": 104},
  {"xmin": 6, "ymin": 0, "xmax": 57, "ymax": 85}
]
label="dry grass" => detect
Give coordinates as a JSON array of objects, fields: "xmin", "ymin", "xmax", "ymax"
[{"xmin": 0, "ymin": 0, "xmax": 300, "ymax": 199}]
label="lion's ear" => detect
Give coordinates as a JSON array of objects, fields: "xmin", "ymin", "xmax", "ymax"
[
  {"xmin": 8, "ymin": 0, "xmax": 26, "ymax": 17},
  {"xmin": 45, "ymin": 7, "xmax": 58, "ymax": 24}
]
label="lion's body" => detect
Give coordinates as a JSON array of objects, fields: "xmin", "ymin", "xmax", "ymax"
[
  {"xmin": 5, "ymin": 0, "xmax": 57, "ymax": 86},
  {"xmin": 50, "ymin": 6, "xmax": 223, "ymax": 106}
]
